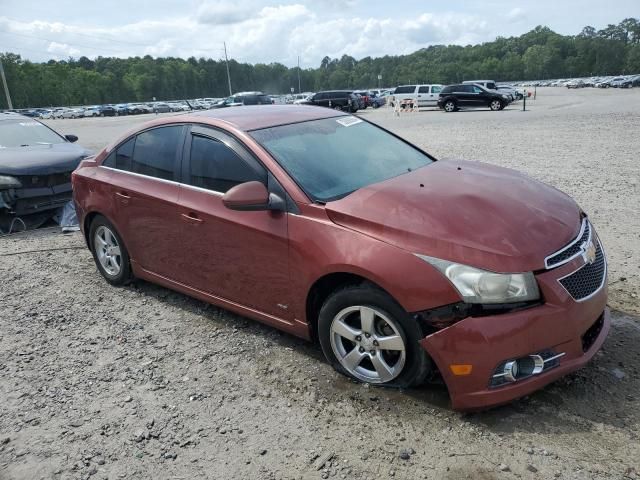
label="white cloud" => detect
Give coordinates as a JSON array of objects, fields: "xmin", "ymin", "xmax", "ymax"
[
  {"xmin": 0, "ymin": 3, "xmax": 512, "ymax": 66},
  {"xmin": 46, "ymin": 42, "xmax": 80, "ymax": 58},
  {"xmin": 506, "ymin": 7, "xmax": 526, "ymax": 22}
]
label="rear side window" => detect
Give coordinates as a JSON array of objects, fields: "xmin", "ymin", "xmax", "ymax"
[
  {"xmin": 131, "ymin": 126, "xmax": 183, "ymax": 181},
  {"xmin": 394, "ymin": 86, "xmax": 416, "ymax": 94},
  {"xmin": 103, "ymin": 137, "xmax": 135, "ymax": 170},
  {"xmin": 418, "ymin": 86, "xmax": 430, "ymax": 93},
  {"xmin": 188, "ymin": 135, "xmax": 265, "ymax": 193},
  {"xmin": 431, "ymin": 86, "xmax": 442, "ymax": 93},
  {"xmin": 440, "ymin": 86, "xmax": 453, "ymax": 94}
]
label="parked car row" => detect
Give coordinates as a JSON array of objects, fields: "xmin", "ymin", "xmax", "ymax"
[
  {"xmin": 517, "ymin": 74, "xmax": 640, "ymax": 89},
  {"xmin": 9, "ymin": 98, "xmax": 225, "ymax": 121}
]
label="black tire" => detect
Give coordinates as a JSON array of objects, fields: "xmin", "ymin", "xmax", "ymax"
[
  {"xmin": 89, "ymin": 215, "xmax": 133, "ymax": 286},
  {"xmin": 318, "ymin": 284, "xmax": 431, "ymax": 389},
  {"xmin": 489, "ymin": 99, "xmax": 503, "ymax": 111},
  {"xmin": 443, "ymin": 100, "xmax": 457, "ymax": 112}
]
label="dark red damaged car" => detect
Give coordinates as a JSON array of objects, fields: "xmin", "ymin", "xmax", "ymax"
[{"xmin": 72, "ymin": 106, "xmax": 609, "ymax": 410}]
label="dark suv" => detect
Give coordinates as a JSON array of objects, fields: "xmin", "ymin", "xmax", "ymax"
[
  {"xmin": 437, "ymin": 84, "xmax": 510, "ymax": 112},
  {"xmin": 302, "ymin": 91, "xmax": 359, "ymax": 112}
]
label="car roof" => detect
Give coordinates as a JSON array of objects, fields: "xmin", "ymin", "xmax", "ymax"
[{"xmin": 187, "ymin": 105, "xmax": 347, "ymax": 131}]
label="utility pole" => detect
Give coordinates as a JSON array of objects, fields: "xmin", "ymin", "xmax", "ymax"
[
  {"xmin": 297, "ymin": 55, "xmax": 301, "ymax": 93},
  {"xmin": 0, "ymin": 58, "xmax": 13, "ymax": 110},
  {"xmin": 224, "ymin": 42, "xmax": 232, "ymax": 96}
]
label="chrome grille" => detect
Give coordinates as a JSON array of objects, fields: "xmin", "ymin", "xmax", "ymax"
[
  {"xmin": 545, "ymin": 218, "xmax": 590, "ymax": 269},
  {"xmin": 558, "ymin": 240, "xmax": 606, "ymax": 301}
]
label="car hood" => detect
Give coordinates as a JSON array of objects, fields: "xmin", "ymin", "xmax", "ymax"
[
  {"xmin": 325, "ymin": 160, "xmax": 581, "ymax": 273},
  {"xmin": 0, "ymin": 143, "xmax": 91, "ymax": 176}
]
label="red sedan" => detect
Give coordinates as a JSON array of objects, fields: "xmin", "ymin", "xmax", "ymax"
[{"xmin": 72, "ymin": 106, "xmax": 609, "ymax": 410}]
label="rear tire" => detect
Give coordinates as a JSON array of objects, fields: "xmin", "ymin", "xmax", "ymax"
[
  {"xmin": 443, "ymin": 100, "xmax": 456, "ymax": 112},
  {"xmin": 89, "ymin": 215, "xmax": 132, "ymax": 286},
  {"xmin": 318, "ymin": 284, "xmax": 430, "ymax": 388}
]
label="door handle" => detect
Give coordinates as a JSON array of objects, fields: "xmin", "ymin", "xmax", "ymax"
[
  {"xmin": 181, "ymin": 213, "xmax": 203, "ymax": 225},
  {"xmin": 115, "ymin": 191, "xmax": 130, "ymax": 205}
]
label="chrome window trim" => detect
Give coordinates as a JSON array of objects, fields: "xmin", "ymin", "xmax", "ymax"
[
  {"xmin": 100, "ymin": 165, "xmax": 225, "ymax": 196},
  {"xmin": 179, "ymin": 182, "xmax": 224, "ymax": 197},
  {"xmin": 99, "ymin": 165, "xmax": 180, "ymax": 186},
  {"xmin": 544, "ymin": 218, "xmax": 589, "ymax": 269},
  {"xmin": 557, "ymin": 237, "xmax": 607, "ymax": 303}
]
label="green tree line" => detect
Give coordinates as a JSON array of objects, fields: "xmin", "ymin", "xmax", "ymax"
[{"xmin": 1, "ymin": 18, "xmax": 639, "ymax": 108}]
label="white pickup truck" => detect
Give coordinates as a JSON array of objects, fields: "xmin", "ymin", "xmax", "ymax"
[{"xmin": 389, "ymin": 84, "xmax": 443, "ymax": 107}]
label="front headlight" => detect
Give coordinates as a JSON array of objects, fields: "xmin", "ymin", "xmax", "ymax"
[
  {"xmin": 416, "ymin": 255, "xmax": 540, "ymax": 304},
  {"xmin": 501, "ymin": 94, "xmax": 510, "ymax": 100},
  {"xmin": 0, "ymin": 175, "xmax": 22, "ymax": 190}
]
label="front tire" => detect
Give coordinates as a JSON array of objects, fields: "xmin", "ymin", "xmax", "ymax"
[
  {"xmin": 490, "ymin": 99, "xmax": 503, "ymax": 111},
  {"xmin": 89, "ymin": 216, "xmax": 132, "ymax": 286},
  {"xmin": 318, "ymin": 284, "xmax": 430, "ymax": 388},
  {"xmin": 443, "ymin": 100, "xmax": 456, "ymax": 112}
]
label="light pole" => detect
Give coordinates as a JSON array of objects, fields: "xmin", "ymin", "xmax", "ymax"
[
  {"xmin": 0, "ymin": 58, "xmax": 13, "ymax": 110},
  {"xmin": 224, "ymin": 42, "xmax": 232, "ymax": 96},
  {"xmin": 297, "ymin": 55, "xmax": 301, "ymax": 93}
]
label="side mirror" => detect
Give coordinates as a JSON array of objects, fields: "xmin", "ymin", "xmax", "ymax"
[
  {"xmin": 222, "ymin": 181, "xmax": 285, "ymax": 212},
  {"xmin": 65, "ymin": 134, "xmax": 78, "ymax": 143}
]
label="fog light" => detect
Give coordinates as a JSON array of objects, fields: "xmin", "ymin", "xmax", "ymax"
[{"xmin": 503, "ymin": 360, "xmax": 519, "ymax": 382}]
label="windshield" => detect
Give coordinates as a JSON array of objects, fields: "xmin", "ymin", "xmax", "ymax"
[
  {"xmin": 250, "ymin": 116, "xmax": 434, "ymax": 202},
  {"xmin": 0, "ymin": 120, "xmax": 65, "ymax": 148}
]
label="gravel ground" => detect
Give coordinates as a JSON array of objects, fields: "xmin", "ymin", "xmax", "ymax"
[{"xmin": 0, "ymin": 88, "xmax": 637, "ymax": 480}]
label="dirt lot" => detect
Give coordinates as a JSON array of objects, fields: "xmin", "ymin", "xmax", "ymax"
[{"xmin": 1, "ymin": 88, "xmax": 638, "ymax": 480}]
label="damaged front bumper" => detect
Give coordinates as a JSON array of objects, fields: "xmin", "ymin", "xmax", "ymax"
[
  {"xmin": 0, "ymin": 176, "xmax": 74, "ymax": 231},
  {"xmin": 417, "ymin": 254, "xmax": 609, "ymax": 411}
]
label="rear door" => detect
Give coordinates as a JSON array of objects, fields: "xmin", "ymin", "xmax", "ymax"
[
  {"xmin": 176, "ymin": 126, "xmax": 291, "ymax": 318},
  {"xmin": 101, "ymin": 125, "xmax": 187, "ymax": 278}
]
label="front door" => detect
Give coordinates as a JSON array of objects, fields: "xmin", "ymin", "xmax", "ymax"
[{"xmin": 176, "ymin": 126, "xmax": 291, "ymax": 319}]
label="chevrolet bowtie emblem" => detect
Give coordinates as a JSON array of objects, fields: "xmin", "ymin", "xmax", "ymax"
[{"xmin": 582, "ymin": 241, "xmax": 597, "ymax": 265}]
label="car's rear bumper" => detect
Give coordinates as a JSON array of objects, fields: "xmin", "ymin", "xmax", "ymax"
[{"xmin": 419, "ymin": 253, "xmax": 609, "ymax": 411}]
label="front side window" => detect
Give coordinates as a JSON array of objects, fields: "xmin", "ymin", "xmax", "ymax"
[
  {"xmin": 473, "ymin": 86, "xmax": 484, "ymax": 93},
  {"xmin": 251, "ymin": 117, "xmax": 434, "ymax": 202},
  {"xmin": 130, "ymin": 126, "xmax": 182, "ymax": 181},
  {"xmin": 188, "ymin": 135, "xmax": 265, "ymax": 193}
]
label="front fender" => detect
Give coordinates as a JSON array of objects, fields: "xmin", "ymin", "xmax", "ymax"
[{"xmin": 287, "ymin": 208, "xmax": 460, "ymax": 324}]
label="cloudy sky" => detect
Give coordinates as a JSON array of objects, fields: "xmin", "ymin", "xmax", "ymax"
[{"xmin": 0, "ymin": 0, "xmax": 636, "ymax": 67}]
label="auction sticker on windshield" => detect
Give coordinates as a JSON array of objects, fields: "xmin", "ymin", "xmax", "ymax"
[{"xmin": 336, "ymin": 117, "xmax": 362, "ymax": 127}]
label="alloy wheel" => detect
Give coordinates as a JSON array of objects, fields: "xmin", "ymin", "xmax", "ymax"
[
  {"xmin": 444, "ymin": 101, "xmax": 455, "ymax": 112},
  {"xmin": 490, "ymin": 100, "xmax": 502, "ymax": 111},
  {"xmin": 94, "ymin": 225, "xmax": 122, "ymax": 276},
  {"xmin": 330, "ymin": 306, "xmax": 406, "ymax": 383}
]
